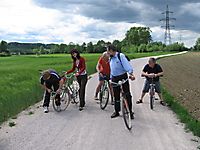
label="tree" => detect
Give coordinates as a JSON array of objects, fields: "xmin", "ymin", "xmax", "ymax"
[
  {"xmin": 0, "ymin": 40, "xmax": 8, "ymax": 53},
  {"xmin": 123, "ymin": 27, "xmax": 152, "ymax": 46},
  {"xmin": 112, "ymin": 40, "xmax": 122, "ymax": 51},
  {"xmin": 138, "ymin": 44, "xmax": 147, "ymax": 53},
  {"xmin": 194, "ymin": 37, "xmax": 200, "ymax": 51},
  {"xmin": 33, "ymin": 48, "xmax": 41, "ymax": 56},
  {"xmin": 86, "ymin": 42, "xmax": 94, "ymax": 53}
]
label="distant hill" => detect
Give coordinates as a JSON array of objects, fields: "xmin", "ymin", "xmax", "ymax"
[{"xmin": 8, "ymin": 42, "xmax": 57, "ymax": 54}]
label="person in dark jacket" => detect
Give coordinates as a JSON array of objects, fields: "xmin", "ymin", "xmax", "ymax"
[{"xmin": 40, "ymin": 69, "xmax": 63, "ymax": 113}]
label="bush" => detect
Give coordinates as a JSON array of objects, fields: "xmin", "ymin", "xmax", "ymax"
[{"xmin": 0, "ymin": 52, "xmax": 11, "ymax": 57}]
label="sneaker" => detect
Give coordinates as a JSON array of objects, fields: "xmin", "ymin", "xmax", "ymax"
[
  {"xmin": 43, "ymin": 107, "xmax": 49, "ymax": 113},
  {"xmin": 160, "ymin": 101, "xmax": 166, "ymax": 106},
  {"xmin": 79, "ymin": 107, "xmax": 83, "ymax": 111},
  {"xmin": 94, "ymin": 96, "xmax": 99, "ymax": 101},
  {"xmin": 111, "ymin": 112, "xmax": 120, "ymax": 118},
  {"xmin": 57, "ymin": 106, "xmax": 61, "ymax": 112}
]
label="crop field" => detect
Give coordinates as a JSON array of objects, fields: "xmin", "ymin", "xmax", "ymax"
[{"xmin": 159, "ymin": 52, "xmax": 200, "ymax": 120}]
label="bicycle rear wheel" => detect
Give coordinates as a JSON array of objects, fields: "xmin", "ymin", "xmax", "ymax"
[
  {"xmin": 52, "ymin": 88, "xmax": 70, "ymax": 112},
  {"xmin": 99, "ymin": 82, "xmax": 109, "ymax": 110},
  {"xmin": 150, "ymin": 96, "xmax": 154, "ymax": 110},
  {"xmin": 122, "ymin": 98, "xmax": 132, "ymax": 130}
]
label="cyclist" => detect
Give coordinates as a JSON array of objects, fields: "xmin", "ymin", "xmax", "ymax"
[
  {"xmin": 94, "ymin": 51, "xmax": 114, "ymax": 104},
  {"xmin": 65, "ymin": 49, "xmax": 88, "ymax": 111},
  {"xmin": 40, "ymin": 69, "xmax": 63, "ymax": 113},
  {"xmin": 107, "ymin": 44, "xmax": 135, "ymax": 119},
  {"xmin": 136, "ymin": 57, "xmax": 165, "ymax": 106}
]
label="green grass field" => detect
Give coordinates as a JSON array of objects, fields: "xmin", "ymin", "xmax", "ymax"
[{"xmin": 0, "ymin": 52, "xmax": 173, "ymax": 124}]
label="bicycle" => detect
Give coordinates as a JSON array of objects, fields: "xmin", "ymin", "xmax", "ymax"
[
  {"xmin": 149, "ymin": 78, "xmax": 156, "ymax": 110},
  {"xmin": 50, "ymin": 73, "xmax": 79, "ymax": 112},
  {"xmin": 99, "ymin": 76, "xmax": 110, "ymax": 110},
  {"xmin": 51, "ymin": 90, "xmax": 70, "ymax": 112},
  {"xmin": 62, "ymin": 73, "xmax": 80, "ymax": 104},
  {"xmin": 141, "ymin": 74, "xmax": 163, "ymax": 110},
  {"xmin": 110, "ymin": 78, "xmax": 132, "ymax": 130}
]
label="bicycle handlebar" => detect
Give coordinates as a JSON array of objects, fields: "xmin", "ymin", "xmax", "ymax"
[{"xmin": 109, "ymin": 78, "xmax": 129, "ymax": 86}]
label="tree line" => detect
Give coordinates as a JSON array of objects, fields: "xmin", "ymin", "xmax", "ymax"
[{"xmin": 1, "ymin": 27, "xmax": 200, "ymax": 56}]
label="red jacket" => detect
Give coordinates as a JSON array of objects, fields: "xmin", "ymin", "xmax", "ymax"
[{"xmin": 67, "ymin": 57, "xmax": 86, "ymax": 75}]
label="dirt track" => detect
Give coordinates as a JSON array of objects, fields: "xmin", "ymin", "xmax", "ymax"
[
  {"xmin": 159, "ymin": 52, "xmax": 200, "ymax": 120},
  {"xmin": 0, "ymin": 56, "xmax": 199, "ymax": 150}
]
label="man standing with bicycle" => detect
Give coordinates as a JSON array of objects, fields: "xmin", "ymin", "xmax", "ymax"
[
  {"xmin": 136, "ymin": 58, "xmax": 165, "ymax": 106},
  {"xmin": 107, "ymin": 45, "xmax": 135, "ymax": 119}
]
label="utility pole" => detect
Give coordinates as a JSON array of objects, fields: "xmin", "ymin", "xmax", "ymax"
[{"xmin": 160, "ymin": 5, "xmax": 176, "ymax": 45}]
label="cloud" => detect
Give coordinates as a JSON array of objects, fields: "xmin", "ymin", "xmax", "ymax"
[{"xmin": 0, "ymin": 0, "xmax": 200, "ymax": 47}]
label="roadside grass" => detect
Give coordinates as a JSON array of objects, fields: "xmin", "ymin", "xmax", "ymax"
[
  {"xmin": 162, "ymin": 88, "xmax": 200, "ymax": 137},
  {"xmin": 0, "ymin": 52, "xmax": 173, "ymax": 124}
]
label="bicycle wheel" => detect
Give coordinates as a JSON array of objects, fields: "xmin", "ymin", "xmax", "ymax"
[
  {"xmin": 150, "ymin": 96, "xmax": 154, "ymax": 110},
  {"xmin": 122, "ymin": 98, "xmax": 132, "ymax": 130},
  {"xmin": 99, "ymin": 81, "xmax": 109, "ymax": 110},
  {"xmin": 52, "ymin": 88, "xmax": 70, "ymax": 112},
  {"xmin": 71, "ymin": 79, "xmax": 79, "ymax": 104}
]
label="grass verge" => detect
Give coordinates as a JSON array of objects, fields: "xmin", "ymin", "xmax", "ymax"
[{"xmin": 162, "ymin": 87, "xmax": 200, "ymax": 137}]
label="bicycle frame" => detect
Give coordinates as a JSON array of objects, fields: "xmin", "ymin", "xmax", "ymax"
[
  {"xmin": 63, "ymin": 74, "xmax": 79, "ymax": 104},
  {"xmin": 110, "ymin": 78, "xmax": 132, "ymax": 130}
]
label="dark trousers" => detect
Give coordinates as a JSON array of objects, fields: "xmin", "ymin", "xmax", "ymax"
[
  {"xmin": 112, "ymin": 73, "xmax": 132, "ymax": 113},
  {"xmin": 43, "ymin": 83, "xmax": 60, "ymax": 107},
  {"xmin": 77, "ymin": 74, "xmax": 88, "ymax": 107}
]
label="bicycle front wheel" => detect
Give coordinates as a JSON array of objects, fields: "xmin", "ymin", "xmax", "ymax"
[
  {"xmin": 122, "ymin": 98, "xmax": 132, "ymax": 130},
  {"xmin": 52, "ymin": 89, "xmax": 70, "ymax": 112},
  {"xmin": 99, "ymin": 82, "xmax": 109, "ymax": 110},
  {"xmin": 150, "ymin": 96, "xmax": 154, "ymax": 110}
]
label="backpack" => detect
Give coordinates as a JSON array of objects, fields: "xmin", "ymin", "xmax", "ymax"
[{"xmin": 117, "ymin": 52, "xmax": 130, "ymax": 63}]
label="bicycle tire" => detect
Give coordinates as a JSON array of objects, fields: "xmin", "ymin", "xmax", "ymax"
[
  {"xmin": 71, "ymin": 80, "xmax": 79, "ymax": 104},
  {"xmin": 150, "ymin": 96, "xmax": 154, "ymax": 110},
  {"xmin": 99, "ymin": 81, "xmax": 109, "ymax": 110},
  {"xmin": 122, "ymin": 98, "xmax": 132, "ymax": 130},
  {"xmin": 52, "ymin": 88, "xmax": 71, "ymax": 112}
]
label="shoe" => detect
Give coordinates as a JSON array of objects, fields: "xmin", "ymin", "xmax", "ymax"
[
  {"xmin": 43, "ymin": 107, "xmax": 49, "ymax": 113},
  {"xmin": 79, "ymin": 107, "xmax": 83, "ymax": 111},
  {"xmin": 160, "ymin": 101, "xmax": 166, "ymax": 106},
  {"xmin": 130, "ymin": 112, "xmax": 134, "ymax": 120},
  {"xmin": 57, "ymin": 106, "xmax": 61, "ymax": 112},
  {"xmin": 111, "ymin": 112, "xmax": 120, "ymax": 118},
  {"xmin": 136, "ymin": 99, "xmax": 143, "ymax": 104},
  {"xmin": 94, "ymin": 96, "xmax": 99, "ymax": 101}
]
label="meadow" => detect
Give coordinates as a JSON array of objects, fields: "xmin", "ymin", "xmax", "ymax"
[{"xmin": 0, "ymin": 52, "xmax": 172, "ymax": 124}]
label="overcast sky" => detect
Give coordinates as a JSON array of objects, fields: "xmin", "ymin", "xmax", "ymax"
[{"xmin": 0, "ymin": 0, "xmax": 199, "ymax": 47}]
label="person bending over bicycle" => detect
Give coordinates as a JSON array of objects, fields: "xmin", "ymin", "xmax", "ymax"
[
  {"xmin": 107, "ymin": 44, "xmax": 135, "ymax": 119},
  {"xmin": 94, "ymin": 51, "xmax": 114, "ymax": 104},
  {"xmin": 40, "ymin": 69, "xmax": 64, "ymax": 113},
  {"xmin": 136, "ymin": 58, "xmax": 165, "ymax": 106}
]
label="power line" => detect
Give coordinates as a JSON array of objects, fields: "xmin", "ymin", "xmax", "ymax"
[{"xmin": 160, "ymin": 5, "xmax": 176, "ymax": 45}]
